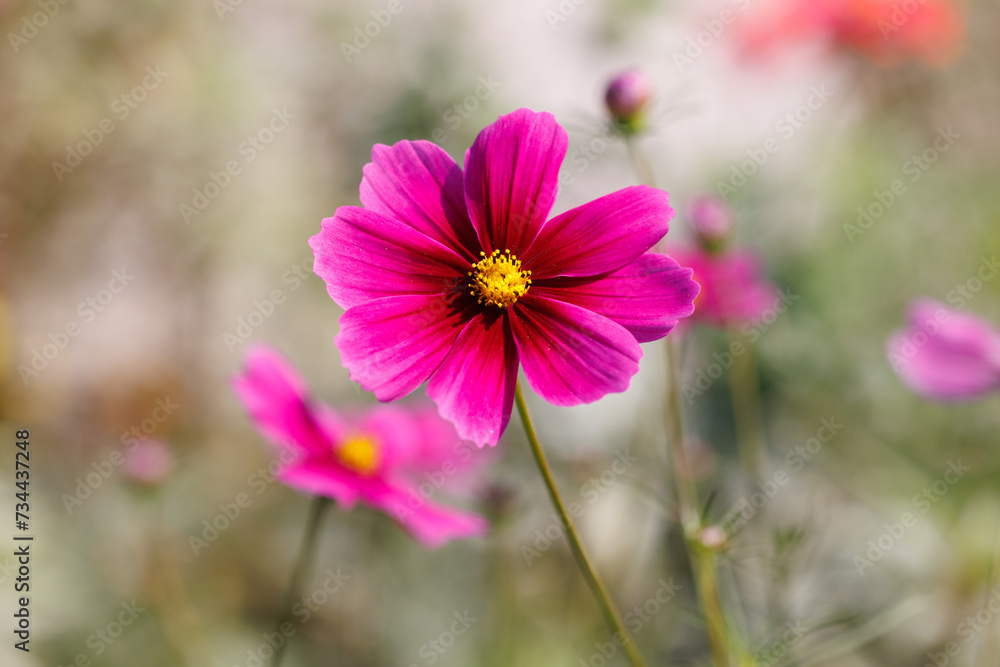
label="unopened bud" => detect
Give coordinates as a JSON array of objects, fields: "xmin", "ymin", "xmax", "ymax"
[{"xmin": 604, "ymin": 69, "xmax": 651, "ymax": 133}]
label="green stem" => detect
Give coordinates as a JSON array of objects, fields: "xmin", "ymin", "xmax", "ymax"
[
  {"xmin": 273, "ymin": 496, "xmax": 332, "ymax": 667},
  {"xmin": 727, "ymin": 327, "xmax": 766, "ymax": 479},
  {"xmin": 665, "ymin": 339, "xmax": 733, "ymax": 667},
  {"xmin": 513, "ymin": 383, "xmax": 648, "ymax": 667},
  {"xmin": 625, "ymin": 128, "xmax": 734, "ymax": 667}
]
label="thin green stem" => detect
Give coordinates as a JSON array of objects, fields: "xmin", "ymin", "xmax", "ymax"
[
  {"xmin": 514, "ymin": 383, "xmax": 648, "ymax": 667},
  {"xmin": 666, "ymin": 339, "xmax": 733, "ymax": 667},
  {"xmin": 273, "ymin": 495, "xmax": 332, "ymax": 667},
  {"xmin": 727, "ymin": 327, "xmax": 766, "ymax": 479},
  {"xmin": 625, "ymin": 129, "xmax": 735, "ymax": 667}
]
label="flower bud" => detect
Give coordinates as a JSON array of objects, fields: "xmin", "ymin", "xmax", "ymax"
[
  {"xmin": 686, "ymin": 195, "xmax": 733, "ymax": 248},
  {"xmin": 604, "ymin": 69, "xmax": 651, "ymax": 133},
  {"xmin": 698, "ymin": 525, "xmax": 729, "ymax": 551}
]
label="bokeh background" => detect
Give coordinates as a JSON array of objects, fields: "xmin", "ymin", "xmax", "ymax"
[{"xmin": 2, "ymin": 0, "xmax": 1000, "ymax": 665}]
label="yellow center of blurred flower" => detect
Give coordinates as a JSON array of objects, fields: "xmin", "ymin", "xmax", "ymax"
[
  {"xmin": 469, "ymin": 249, "xmax": 531, "ymax": 308},
  {"xmin": 336, "ymin": 435, "xmax": 379, "ymax": 476}
]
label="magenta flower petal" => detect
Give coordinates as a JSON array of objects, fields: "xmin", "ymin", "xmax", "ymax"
[
  {"xmin": 427, "ymin": 313, "xmax": 518, "ymax": 447},
  {"xmin": 464, "ymin": 108, "xmax": 567, "ymax": 257},
  {"xmin": 510, "ymin": 296, "xmax": 642, "ymax": 406},
  {"xmin": 279, "ymin": 460, "xmax": 363, "ymax": 508},
  {"xmin": 525, "ymin": 186, "xmax": 673, "ymax": 279},
  {"xmin": 360, "ymin": 141, "xmax": 480, "ymax": 261},
  {"xmin": 371, "ymin": 485, "xmax": 488, "ymax": 548},
  {"xmin": 232, "ymin": 345, "xmax": 343, "ymax": 456},
  {"xmin": 309, "ymin": 207, "xmax": 468, "ymax": 311},
  {"xmin": 337, "ymin": 294, "xmax": 475, "ymax": 402},
  {"xmin": 887, "ymin": 300, "xmax": 1000, "ymax": 400},
  {"xmin": 532, "ymin": 253, "xmax": 700, "ymax": 343}
]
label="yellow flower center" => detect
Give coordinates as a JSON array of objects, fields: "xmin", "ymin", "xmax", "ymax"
[
  {"xmin": 469, "ymin": 249, "xmax": 531, "ymax": 308},
  {"xmin": 336, "ymin": 435, "xmax": 379, "ymax": 476}
]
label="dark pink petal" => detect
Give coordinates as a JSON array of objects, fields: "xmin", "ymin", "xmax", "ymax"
[
  {"xmin": 369, "ymin": 484, "xmax": 488, "ymax": 548},
  {"xmin": 336, "ymin": 293, "xmax": 475, "ymax": 402},
  {"xmin": 232, "ymin": 345, "xmax": 343, "ymax": 457},
  {"xmin": 427, "ymin": 313, "xmax": 519, "ymax": 448},
  {"xmin": 531, "ymin": 253, "xmax": 700, "ymax": 343},
  {"xmin": 509, "ymin": 296, "xmax": 642, "ymax": 406},
  {"xmin": 524, "ymin": 186, "xmax": 673, "ymax": 279},
  {"xmin": 278, "ymin": 460, "xmax": 362, "ymax": 508},
  {"xmin": 360, "ymin": 141, "xmax": 480, "ymax": 261},
  {"xmin": 887, "ymin": 299, "xmax": 1000, "ymax": 400},
  {"xmin": 309, "ymin": 207, "xmax": 469, "ymax": 311},
  {"xmin": 464, "ymin": 109, "xmax": 567, "ymax": 257}
]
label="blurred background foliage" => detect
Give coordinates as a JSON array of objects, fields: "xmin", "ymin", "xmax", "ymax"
[{"xmin": 1, "ymin": 0, "xmax": 1000, "ymax": 665}]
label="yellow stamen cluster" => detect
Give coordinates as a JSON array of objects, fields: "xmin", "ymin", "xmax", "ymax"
[
  {"xmin": 469, "ymin": 249, "xmax": 532, "ymax": 308},
  {"xmin": 336, "ymin": 434, "xmax": 379, "ymax": 476}
]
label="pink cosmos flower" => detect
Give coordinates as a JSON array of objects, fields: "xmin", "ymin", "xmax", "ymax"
[
  {"xmin": 738, "ymin": 0, "xmax": 963, "ymax": 68},
  {"xmin": 310, "ymin": 108, "xmax": 699, "ymax": 447},
  {"xmin": 669, "ymin": 247, "xmax": 777, "ymax": 329},
  {"xmin": 232, "ymin": 345, "xmax": 489, "ymax": 548},
  {"xmin": 887, "ymin": 300, "xmax": 1000, "ymax": 401}
]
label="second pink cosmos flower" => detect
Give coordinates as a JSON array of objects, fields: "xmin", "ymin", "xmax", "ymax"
[{"xmin": 310, "ymin": 108, "xmax": 699, "ymax": 447}]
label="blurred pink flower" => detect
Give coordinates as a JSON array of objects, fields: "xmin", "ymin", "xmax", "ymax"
[
  {"xmin": 232, "ymin": 345, "xmax": 489, "ymax": 548},
  {"xmin": 605, "ymin": 69, "xmax": 652, "ymax": 132},
  {"xmin": 310, "ymin": 108, "xmax": 699, "ymax": 447},
  {"xmin": 887, "ymin": 300, "xmax": 1000, "ymax": 401},
  {"xmin": 670, "ymin": 247, "xmax": 777, "ymax": 328},
  {"xmin": 738, "ymin": 0, "xmax": 963, "ymax": 68},
  {"xmin": 123, "ymin": 439, "xmax": 174, "ymax": 486}
]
